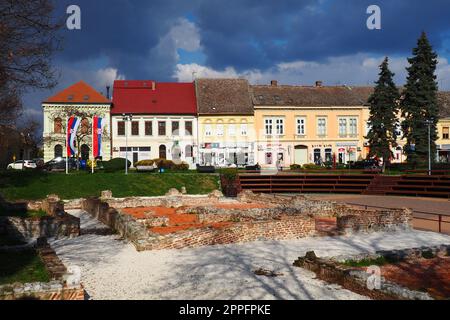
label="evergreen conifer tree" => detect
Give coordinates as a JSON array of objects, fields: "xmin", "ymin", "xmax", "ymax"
[
  {"xmin": 401, "ymin": 32, "xmax": 439, "ymax": 165},
  {"xmin": 366, "ymin": 57, "xmax": 400, "ymax": 169}
]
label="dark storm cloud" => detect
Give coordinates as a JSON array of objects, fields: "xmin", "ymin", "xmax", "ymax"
[
  {"xmin": 52, "ymin": 0, "xmax": 450, "ymax": 78},
  {"xmin": 193, "ymin": 0, "xmax": 450, "ymax": 70}
]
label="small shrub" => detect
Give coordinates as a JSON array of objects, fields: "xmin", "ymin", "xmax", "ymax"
[
  {"xmin": 303, "ymin": 163, "xmax": 323, "ymax": 170},
  {"xmin": 221, "ymin": 168, "xmax": 239, "ymax": 182},
  {"xmin": 290, "ymin": 164, "xmax": 302, "ymax": 170},
  {"xmin": 153, "ymin": 159, "xmax": 175, "ymax": 170},
  {"xmin": 135, "ymin": 160, "xmax": 155, "ymax": 167},
  {"xmin": 173, "ymin": 162, "xmax": 189, "ymax": 171},
  {"xmin": 103, "ymin": 158, "xmax": 131, "ymax": 172}
]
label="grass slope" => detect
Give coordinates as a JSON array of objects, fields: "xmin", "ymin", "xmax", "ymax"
[
  {"xmin": 0, "ymin": 171, "xmax": 220, "ymax": 201},
  {"xmin": 0, "ymin": 250, "xmax": 50, "ymax": 285}
]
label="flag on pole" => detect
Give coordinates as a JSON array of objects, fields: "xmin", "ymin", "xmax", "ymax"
[
  {"xmin": 92, "ymin": 116, "xmax": 104, "ymax": 158},
  {"xmin": 67, "ymin": 116, "xmax": 81, "ymax": 157}
]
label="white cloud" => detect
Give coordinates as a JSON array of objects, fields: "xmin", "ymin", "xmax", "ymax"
[{"xmin": 174, "ymin": 54, "xmax": 450, "ymax": 90}]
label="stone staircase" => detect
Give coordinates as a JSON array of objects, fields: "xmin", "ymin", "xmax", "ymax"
[{"xmin": 363, "ymin": 175, "xmax": 400, "ymax": 195}]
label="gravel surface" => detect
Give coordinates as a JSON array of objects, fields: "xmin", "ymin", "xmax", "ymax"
[{"xmin": 50, "ymin": 210, "xmax": 450, "ymax": 300}]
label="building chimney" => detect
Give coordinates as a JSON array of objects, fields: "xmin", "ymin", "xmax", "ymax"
[
  {"xmin": 152, "ymin": 81, "xmax": 156, "ymax": 91},
  {"xmin": 315, "ymin": 81, "xmax": 323, "ymax": 87},
  {"xmin": 106, "ymin": 86, "xmax": 110, "ymax": 99},
  {"xmin": 271, "ymin": 80, "xmax": 278, "ymax": 87}
]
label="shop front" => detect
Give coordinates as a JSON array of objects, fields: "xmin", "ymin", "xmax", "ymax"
[
  {"xmin": 438, "ymin": 144, "xmax": 450, "ymax": 163},
  {"xmin": 200, "ymin": 142, "xmax": 255, "ymax": 167}
]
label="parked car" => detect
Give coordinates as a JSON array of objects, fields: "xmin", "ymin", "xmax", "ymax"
[
  {"xmin": 7, "ymin": 160, "xmax": 37, "ymax": 170},
  {"xmin": 42, "ymin": 157, "xmax": 79, "ymax": 171}
]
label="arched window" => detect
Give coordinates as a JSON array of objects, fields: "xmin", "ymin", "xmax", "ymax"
[
  {"xmin": 185, "ymin": 145, "xmax": 193, "ymax": 158},
  {"xmin": 80, "ymin": 118, "xmax": 89, "ymax": 134},
  {"xmin": 159, "ymin": 145, "xmax": 167, "ymax": 159},
  {"xmin": 54, "ymin": 144, "xmax": 63, "ymax": 158},
  {"xmin": 54, "ymin": 118, "xmax": 63, "ymax": 134}
]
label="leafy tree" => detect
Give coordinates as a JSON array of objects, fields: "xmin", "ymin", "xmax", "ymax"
[
  {"xmin": 366, "ymin": 57, "xmax": 400, "ymax": 170},
  {"xmin": 401, "ymin": 32, "xmax": 439, "ymax": 165}
]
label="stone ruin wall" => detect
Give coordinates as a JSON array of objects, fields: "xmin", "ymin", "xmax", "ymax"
[{"xmin": 80, "ymin": 190, "xmax": 413, "ymax": 251}]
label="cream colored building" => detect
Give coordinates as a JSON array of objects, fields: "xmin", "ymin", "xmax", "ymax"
[
  {"xmin": 42, "ymin": 81, "xmax": 112, "ymax": 163},
  {"xmin": 195, "ymin": 79, "xmax": 256, "ymax": 167},
  {"xmin": 252, "ymin": 82, "xmax": 372, "ymax": 168}
]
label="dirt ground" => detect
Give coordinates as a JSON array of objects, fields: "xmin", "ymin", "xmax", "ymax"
[{"xmin": 381, "ymin": 256, "xmax": 450, "ymax": 299}]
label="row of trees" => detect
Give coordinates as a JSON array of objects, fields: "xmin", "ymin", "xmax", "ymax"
[{"xmin": 367, "ymin": 32, "xmax": 440, "ymax": 169}]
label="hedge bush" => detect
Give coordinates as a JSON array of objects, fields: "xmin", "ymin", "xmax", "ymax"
[
  {"xmin": 290, "ymin": 164, "xmax": 302, "ymax": 170},
  {"xmin": 135, "ymin": 160, "xmax": 155, "ymax": 167},
  {"xmin": 103, "ymin": 158, "xmax": 131, "ymax": 172}
]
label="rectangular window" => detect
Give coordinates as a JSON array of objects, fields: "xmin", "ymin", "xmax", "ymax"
[
  {"xmin": 296, "ymin": 117, "xmax": 306, "ymax": 135},
  {"xmin": 131, "ymin": 121, "xmax": 139, "ymax": 136},
  {"xmin": 443, "ymin": 127, "xmax": 449, "ymax": 140},
  {"xmin": 172, "ymin": 121, "xmax": 179, "ymax": 135},
  {"xmin": 228, "ymin": 124, "xmax": 236, "ymax": 136},
  {"xmin": 158, "ymin": 121, "xmax": 166, "ymax": 136},
  {"xmin": 205, "ymin": 124, "xmax": 212, "ymax": 136},
  {"xmin": 117, "ymin": 121, "xmax": 125, "ymax": 136},
  {"xmin": 275, "ymin": 119, "xmax": 284, "ymax": 135},
  {"xmin": 265, "ymin": 119, "xmax": 273, "ymax": 135},
  {"xmin": 216, "ymin": 123, "xmax": 224, "ymax": 136},
  {"xmin": 185, "ymin": 121, "xmax": 193, "ymax": 136},
  {"xmin": 317, "ymin": 118, "xmax": 327, "ymax": 136},
  {"xmin": 241, "ymin": 123, "xmax": 248, "ymax": 136},
  {"xmin": 339, "ymin": 118, "xmax": 347, "ymax": 137},
  {"xmin": 145, "ymin": 121, "xmax": 153, "ymax": 136},
  {"xmin": 349, "ymin": 118, "xmax": 358, "ymax": 136}
]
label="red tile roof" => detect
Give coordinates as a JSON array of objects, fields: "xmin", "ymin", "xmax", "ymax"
[
  {"xmin": 44, "ymin": 81, "xmax": 111, "ymax": 104},
  {"xmin": 111, "ymin": 80, "xmax": 197, "ymax": 115}
]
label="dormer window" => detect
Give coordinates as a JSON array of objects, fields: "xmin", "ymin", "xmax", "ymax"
[
  {"xmin": 68, "ymin": 94, "xmax": 74, "ymax": 101},
  {"xmin": 83, "ymin": 95, "xmax": 89, "ymax": 101}
]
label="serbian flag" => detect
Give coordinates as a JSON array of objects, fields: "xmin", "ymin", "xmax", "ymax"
[
  {"xmin": 92, "ymin": 116, "xmax": 104, "ymax": 158},
  {"xmin": 67, "ymin": 116, "xmax": 81, "ymax": 157}
]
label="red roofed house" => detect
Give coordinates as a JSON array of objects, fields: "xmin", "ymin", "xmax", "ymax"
[
  {"xmin": 111, "ymin": 80, "xmax": 198, "ymax": 167},
  {"xmin": 42, "ymin": 81, "xmax": 112, "ymax": 163}
]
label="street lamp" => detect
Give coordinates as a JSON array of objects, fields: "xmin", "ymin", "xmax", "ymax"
[
  {"xmin": 424, "ymin": 119, "xmax": 434, "ymax": 176},
  {"xmin": 122, "ymin": 113, "xmax": 133, "ymax": 175}
]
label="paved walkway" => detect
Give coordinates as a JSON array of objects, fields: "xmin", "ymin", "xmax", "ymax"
[{"xmin": 309, "ymin": 194, "xmax": 450, "ymax": 234}]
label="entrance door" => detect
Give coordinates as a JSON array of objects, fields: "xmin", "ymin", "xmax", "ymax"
[
  {"xmin": 159, "ymin": 145, "xmax": 167, "ymax": 159},
  {"xmin": 133, "ymin": 152, "xmax": 139, "ymax": 165},
  {"xmin": 338, "ymin": 148, "xmax": 346, "ymax": 164},
  {"xmin": 294, "ymin": 145, "xmax": 308, "ymax": 165}
]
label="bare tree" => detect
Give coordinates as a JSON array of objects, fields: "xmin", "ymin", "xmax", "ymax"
[{"xmin": 0, "ymin": 0, "xmax": 62, "ymax": 124}]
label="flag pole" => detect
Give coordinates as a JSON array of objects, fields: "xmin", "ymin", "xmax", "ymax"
[
  {"xmin": 92, "ymin": 116, "xmax": 95, "ymax": 174},
  {"xmin": 66, "ymin": 117, "xmax": 69, "ymax": 175}
]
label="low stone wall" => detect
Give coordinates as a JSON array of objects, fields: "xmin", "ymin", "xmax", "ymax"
[
  {"xmin": 140, "ymin": 216, "xmax": 316, "ymax": 251},
  {"xmin": 336, "ymin": 207, "xmax": 413, "ymax": 234},
  {"xmin": 0, "ymin": 214, "xmax": 80, "ymax": 241},
  {"xmin": 293, "ymin": 251, "xmax": 433, "ymax": 300},
  {"xmin": 0, "ymin": 282, "xmax": 85, "ymax": 300}
]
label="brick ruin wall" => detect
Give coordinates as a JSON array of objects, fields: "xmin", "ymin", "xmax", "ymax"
[{"xmin": 81, "ymin": 191, "xmax": 413, "ymax": 251}]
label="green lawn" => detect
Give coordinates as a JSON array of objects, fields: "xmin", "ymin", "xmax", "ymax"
[
  {"xmin": 0, "ymin": 250, "xmax": 50, "ymax": 285},
  {"xmin": 0, "ymin": 171, "xmax": 220, "ymax": 201}
]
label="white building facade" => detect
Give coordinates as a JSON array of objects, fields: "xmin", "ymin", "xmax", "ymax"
[{"xmin": 42, "ymin": 81, "xmax": 112, "ymax": 163}]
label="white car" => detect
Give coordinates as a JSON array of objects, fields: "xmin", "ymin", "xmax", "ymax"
[{"xmin": 7, "ymin": 160, "xmax": 37, "ymax": 170}]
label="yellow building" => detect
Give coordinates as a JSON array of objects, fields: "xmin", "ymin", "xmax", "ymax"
[
  {"xmin": 252, "ymin": 81, "xmax": 373, "ymax": 168},
  {"xmin": 195, "ymin": 79, "xmax": 256, "ymax": 166},
  {"xmin": 437, "ymin": 93, "xmax": 450, "ymax": 163}
]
